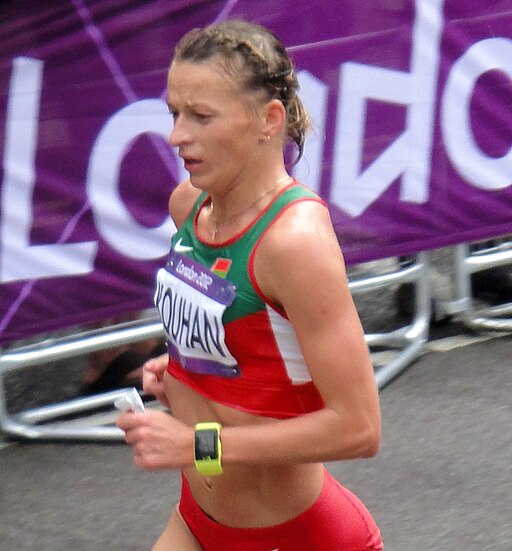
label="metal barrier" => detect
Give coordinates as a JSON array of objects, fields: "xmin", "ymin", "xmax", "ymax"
[
  {"xmin": 0, "ymin": 317, "xmax": 163, "ymax": 441},
  {"xmin": 349, "ymin": 252, "xmax": 431, "ymax": 388},
  {"xmin": 0, "ymin": 253, "xmax": 431, "ymax": 441},
  {"xmin": 448, "ymin": 242, "xmax": 512, "ymax": 332}
]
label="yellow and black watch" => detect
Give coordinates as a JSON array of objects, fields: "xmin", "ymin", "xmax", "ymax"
[{"xmin": 194, "ymin": 422, "xmax": 223, "ymax": 476}]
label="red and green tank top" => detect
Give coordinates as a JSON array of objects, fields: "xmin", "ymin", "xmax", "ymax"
[{"xmin": 155, "ymin": 181, "xmax": 325, "ymax": 419}]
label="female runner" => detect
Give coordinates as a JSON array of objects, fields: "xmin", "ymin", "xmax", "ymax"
[{"xmin": 117, "ymin": 19, "xmax": 384, "ymax": 551}]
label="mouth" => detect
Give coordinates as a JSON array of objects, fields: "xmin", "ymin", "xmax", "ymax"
[{"xmin": 182, "ymin": 156, "xmax": 202, "ymax": 173}]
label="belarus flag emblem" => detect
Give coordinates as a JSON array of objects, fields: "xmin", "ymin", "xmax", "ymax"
[{"xmin": 211, "ymin": 258, "xmax": 232, "ymax": 278}]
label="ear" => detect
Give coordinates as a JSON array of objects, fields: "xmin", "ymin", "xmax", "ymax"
[{"xmin": 260, "ymin": 99, "xmax": 286, "ymax": 141}]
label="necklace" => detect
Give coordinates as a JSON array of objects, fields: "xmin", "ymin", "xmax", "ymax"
[{"xmin": 210, "ymin": 176, "xmax": 291, "ymax": 240}]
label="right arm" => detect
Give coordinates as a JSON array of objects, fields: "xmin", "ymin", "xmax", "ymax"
[{"xmin": 142, "ymin": 179, "xmax": 201, "ymax": 404}]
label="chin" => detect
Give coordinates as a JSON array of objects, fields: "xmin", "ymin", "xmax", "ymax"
[
  {"xmin": 189, "ymin": 174, "xmax": 215, "ymax": 193},
  {"xmin": 188, "ymin": 174, "xmax": 204, "ymax": 189}
]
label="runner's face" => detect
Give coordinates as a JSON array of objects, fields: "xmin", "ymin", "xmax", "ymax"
[{"xmin": 167, "ymin": 59, "xmax": 264, "ymax": 191}]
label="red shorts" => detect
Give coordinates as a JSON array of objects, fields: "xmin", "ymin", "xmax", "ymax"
[{"xmin": 179, "ymin": 469, "xmax": 384, "ymax": 550}]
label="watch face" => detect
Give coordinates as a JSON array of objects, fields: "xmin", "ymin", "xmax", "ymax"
[{"xmin": 195, "ymin": 429, "xmax": 218, "ymax": 461}]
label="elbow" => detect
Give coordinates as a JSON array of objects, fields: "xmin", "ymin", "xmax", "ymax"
[
  {"xmin": 360, "ymin": 425, "xmax": 381, "ymax": 458},
  {"xmin": 331, "ymin": 418, "xmax": 381, "ymax": 460},
  {"xmin": 328, "ymin": 403, "xmax": 382, "ymax": 460},
  {"xmin": 356, "ymin": 415, "xmax": 381, "ymax": 458},
  {"xmin": 359, "ymin": 401, "xmax": 382, "ymax": 458}
]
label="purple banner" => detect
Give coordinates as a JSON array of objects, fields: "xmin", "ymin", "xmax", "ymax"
[{"xmin": 1, "ymin": 0, "xmax": 511, "ymax": 344}]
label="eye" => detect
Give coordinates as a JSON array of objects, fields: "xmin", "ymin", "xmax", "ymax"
[{"xmin": 193, "ymin": 112, "xmax": 212, "ymax": 123}]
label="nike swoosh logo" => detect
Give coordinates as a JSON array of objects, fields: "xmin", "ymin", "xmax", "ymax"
[{"xmin": 174, "ymin": 237, "xmax": 193, "ymax": 253}]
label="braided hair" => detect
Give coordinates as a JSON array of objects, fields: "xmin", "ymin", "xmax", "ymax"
[{"xmin": 173, "ymin": 20, "xmax": 310, "ymax": 164}]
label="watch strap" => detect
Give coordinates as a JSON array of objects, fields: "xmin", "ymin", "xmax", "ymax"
[{"xmin": 194, "ymin": 422, "xmax": 223, "ymax": 476}]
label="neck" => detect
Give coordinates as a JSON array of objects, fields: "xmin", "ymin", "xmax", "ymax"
[{"xmin": 209, "ymin": 174, "xmax": 292, "ymax": 240}]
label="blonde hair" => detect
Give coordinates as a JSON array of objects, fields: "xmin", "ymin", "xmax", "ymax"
[{"xmin": 173, "ymin": 19, "xmax": 310, "ymax": 164}]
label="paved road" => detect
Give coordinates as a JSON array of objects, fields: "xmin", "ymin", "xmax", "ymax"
[{"xmin": 1, "ymin": 284, "xmax": 511, "ymax": 550}]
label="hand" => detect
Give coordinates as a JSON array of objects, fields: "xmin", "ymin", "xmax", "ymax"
[
  {"xmin": 142, "ymin": 353, "xmax": 170, "ymax": 408},
  {"xmin": 116, "ymin": 409, "xmax": 194, "ymax": 470}
]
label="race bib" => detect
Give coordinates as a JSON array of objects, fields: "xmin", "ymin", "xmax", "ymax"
[{"xmin": 155, "ymin": 250, "xmax": 239, "ymax": 377}]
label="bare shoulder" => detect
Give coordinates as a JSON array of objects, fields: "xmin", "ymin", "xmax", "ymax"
[
  {"xmin": 254, "ymin": 199, "xmax": 347, "ymax": 303},
  {"xmin": 262, "ymin": 199, "xmax": 343, "ymax": 265},
  {"xmin": 168, "ymin": 180, "xmax": 202, "ymax": 228}
]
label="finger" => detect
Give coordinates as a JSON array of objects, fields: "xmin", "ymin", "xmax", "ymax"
[
  {"xmin": 121, "ymin": 425, "xmax": 137, "ymax": 443},
  {"xmin": 142, "ymin": 375, "xmax": 159, "ymax": 394},
  {"xmin": 133, "ymin": 449, "xmax": 168, "ymax": 471},
  {"xmin": 142, "ymin": 365, "xmax": 156, "ymax": 378},
  {"xmin": 144, "ymin": 357, "xmax": 165, "ymax": 371},
  {"xmin": 145, "ymin": 354, "xmax": 168, "ymax": 373},
  {"xmin": 155, "ymin": 352, "xmax": 169, "ymax": 364},
  {"xmin": 133, "ymin": 452, "xmax": 150, "ymax": 469},
  {"xmin": 115, "ymin": 411, "xmax": 142, "ymax": 431}
]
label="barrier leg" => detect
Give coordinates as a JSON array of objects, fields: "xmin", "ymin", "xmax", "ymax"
[
  {"xmin": 349, "ymin": 253, "xmax": 431, "ymax": 389},
  {"xmin": 451, "ymin": 242, "xmax": 512, "ymax": 332}
]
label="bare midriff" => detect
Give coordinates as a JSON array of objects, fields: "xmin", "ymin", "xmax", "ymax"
[{"xmin": 163, "ymin": 371, "xmax": 325, "ymax": 528}]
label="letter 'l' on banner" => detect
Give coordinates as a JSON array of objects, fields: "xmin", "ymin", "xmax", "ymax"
[{"xmin": 1, "ymin": 56, "xmax": 97, "ymax": 283}]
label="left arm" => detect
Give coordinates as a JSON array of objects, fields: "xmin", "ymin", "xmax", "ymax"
[{"xmin": 220, "ymin": 200, "xmax": 381, "ymax": 465}]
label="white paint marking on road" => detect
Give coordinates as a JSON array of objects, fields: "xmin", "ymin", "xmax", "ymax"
[
  {"xmin": 370, "ymin": 331, "xmax": 508, "ymax": 366},
  {"xmin": 425, "ymin": 333, "xmax": 504, "ymax": 352}
]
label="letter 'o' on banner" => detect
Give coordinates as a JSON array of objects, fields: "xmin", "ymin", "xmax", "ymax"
[
  {"xmin": 87, "ymin": 98, "xmax": 177, "ymax": 260},
  {"xmin": 442, "ymin": 38, "xmax": 512, "ymax": 191}
]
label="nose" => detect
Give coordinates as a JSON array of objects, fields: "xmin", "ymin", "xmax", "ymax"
[{"xmin": 168, "ymin": 116, "xmax": 192, "ymax": 147}]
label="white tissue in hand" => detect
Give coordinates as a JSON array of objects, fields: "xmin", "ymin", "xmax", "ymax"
[{"xmin": 114, "ymin": 387, "xmax": 145, "ymax": 413}]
